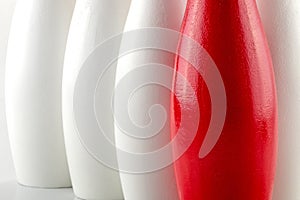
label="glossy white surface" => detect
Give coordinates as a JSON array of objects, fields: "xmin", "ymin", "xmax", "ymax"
[
  {"xmin": 114, "ymin": 0, "xmax": 186, "ymax": 199},
  {"xmin": 62, "ymin": 0, "xmax": 131, "ymax": 199},
  {"xmin": 257, "ymin": 0, "xmax": 300, "ymax": 199},
  {"xmin": 0, "ymin": 181, "xmax": 74, "ymax": 200},
  {"xmin": 5, "ymin": 0, "xmax": 75, "ymax": 187}
]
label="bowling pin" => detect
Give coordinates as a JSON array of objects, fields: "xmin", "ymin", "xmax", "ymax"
[
  {"xmin": 257, "ymin": 1, "xmax": 300, "ymax": 199},
  {"xmin": 62, "ymin": 0, "xmax": 131, "ymax": 199},
  {"xmin": 171, "ymin": 0, "xmax": 278, "ymax": 199},
  {"xmin": 114, "ymin": 0, "xmax": 186, "ymax": 199},
  {"xmin": 5, "ymin": 0, "xmax": 75, "ymax": 188}
]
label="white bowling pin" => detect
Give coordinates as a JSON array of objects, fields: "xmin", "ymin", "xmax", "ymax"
[
  {"xmin": 257, "ymin": 1, "xmax": 300, "ymax": 199},
  {"xmin": 5, "ymin": 0, "xmax": 75, "ymax": 188},
  {"xmin": 62, "ymin": 0, "xmax": 131, "ymax": 199},
  {"xmin": 114, "ymin": 0, "xmax": 186, "ymax": 199}
]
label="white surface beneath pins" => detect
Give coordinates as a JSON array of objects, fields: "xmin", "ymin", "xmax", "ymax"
[{"xmin": 0, "ymin": 181, "xmax": 74, "ymax": 200}]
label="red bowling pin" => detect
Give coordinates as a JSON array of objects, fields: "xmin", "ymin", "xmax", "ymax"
[{"xmin": 171, "ymin": 0, "xmax": 278, "ymax": 199}]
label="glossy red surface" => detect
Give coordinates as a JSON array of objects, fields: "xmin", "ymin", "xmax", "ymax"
[{"xmin": 171, "ymin": 0, "xmax": 278, "ymax": 199}]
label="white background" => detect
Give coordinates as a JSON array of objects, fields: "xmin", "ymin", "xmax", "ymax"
[{"xmin": 0, "ymin": 0, "xmax": 17, "ymax": 182}]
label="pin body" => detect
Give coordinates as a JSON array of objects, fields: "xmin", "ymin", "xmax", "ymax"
[
  {"xmin": 114, "ymin": 0, "xmax": 186, "ymax": 199},
  {"xmin": 5, "ymin": 0, "xmax": 75, "ymax": 188},
  {"xmin": 62, "ymin": 0, "xmax": 130, "ymax": 199},
  {"xmin": 257, "ymin": 1, "xmax": 300, "ymax": 199},
  {"xmin": 171, "ymin": 0, "xmax": 277, "ymax": 199}
]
